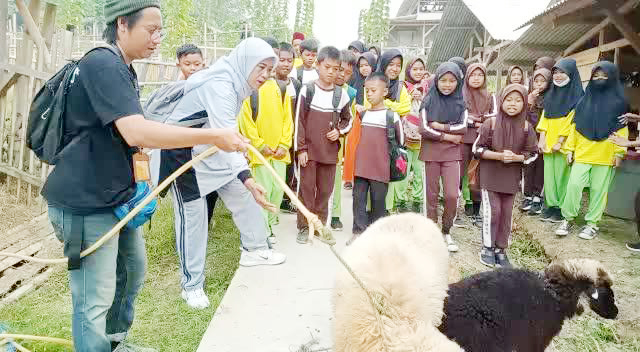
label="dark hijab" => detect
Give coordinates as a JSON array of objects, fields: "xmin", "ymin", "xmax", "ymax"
[
  {"xmin": 531, "ymin": 68, "xmax": 552, "ymax": 110},
  {"xmin": 448, "ymin": 57, "xmax": 467, "ymax": 78},
  {"xmin": 377, "ymin": 49, "xmax": 404, "ymax": 101},
  {"xmin": 405, "ymin": 57, "xmax": 426, "ymax": 85},
  {"xmin": 494, "ymin": 84, "xmax": 529, "ymax": 153},
  {"xmin": 543, "ymin": 58, "xmax": 584, "ymax": 118},
  {"xmin": 352, "ymin": 52, "xmax": 378, "ymax": 105},
  {"xmin": 422, "ymin": 62, "xmax": 465, "ymax": 124},
  {"xmin": 574, "ymin": 61, "xmax": 628, "ymax": 141},
  {"xmin": 463, "ymin": 63, "xmax": 492, "ymax": 116},
  {"xmin": 529, "ymin": 57, "xmax": 555, "ymax": 91},
  {"xmin": 348, "ymin": 40, "xmax": 366, "ymax": 54}
]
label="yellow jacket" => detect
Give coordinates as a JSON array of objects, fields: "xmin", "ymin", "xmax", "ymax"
[
  {"xmin": 563, "ymin": 125, "xmax": 628, "ymax": 166},
  {"xmin": 294, "ymin": 57, "xmax": 303, "ymax": 68},
  {"xmin": 365, "ymin": 85, "xmax": 411, "ymax": 117},
  {"xmin": 238, "ymin": 79, "xmax": 294, "ymax": 167},
  {"xmin": 536, "ymin": 110, "xmax": 575, "ymax": 154}
]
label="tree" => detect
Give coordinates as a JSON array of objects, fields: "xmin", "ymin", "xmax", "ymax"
[
  {"xmin": 56, "ymin": 0, "xmax": 89, "ymax": 30},
  {"xmin": 361, "ymin": 0, "xmax": 390, "ymax": 47},
  {"xmin": 160, "ymin": 0, "xmax": 198, "ymax": 58},
  {"xmin": 294, "ymin": 0, "xmax": 314, "ymax": 38}
]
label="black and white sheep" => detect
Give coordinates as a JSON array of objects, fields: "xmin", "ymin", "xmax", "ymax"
[
  {"xmin": 439, "ymin": 258, "xmax": 618, "ymax": 352},
  {"xmin": 333, "ymin": 213, "xmax": 462, "ymax": 351}
]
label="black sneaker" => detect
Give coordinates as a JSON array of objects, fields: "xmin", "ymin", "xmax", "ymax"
[
  {"xmin": 296, "ymin": 228, "xmax": 309, "ymax": 244},
  {"xmin": 494, "ymin": 249, "xmax": 513, "ymax": 268},
  {"xmin": 344, "ymin": 182, "xmax": 353, "ymax": 190},
  {"xmin": 331, "ymin": 217, "xmax": 344, "ymax": 231},
  {"xmin": 549, "ymin": 208, "xmax": 565, "ymax": 223},
  {"xmin": 280, "ymin": 200, "xmax": 297, "ymax": 214},
  {"xmin": 528, "ymin": 200, "xmax": 543, "ymax": 215},
  {"xmin": 626, "ymin": 242, "xmax": 640, "ymax": 252},
  {"xmin": 520, "ymin": 197, "xmax": 533, "ymax": 211},
  {"xmin": 472, "ymin": 215, "xmax": 483, "ymax": 228},
  {"xmin": 464, "ymin": 203, "xmax": 474, "ymax": 216},
  {"xmin": 479, "ymin": 247, "xmax": 495, "ymax": 267},
  {"xmin": 540, "ymin": 207, "xmax": 555, "ymax": 221}
]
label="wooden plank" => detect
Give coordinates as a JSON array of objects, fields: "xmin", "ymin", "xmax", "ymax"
[
  {"xmin": 0, "ymin": 71, "xmax": 19, "ymax": 97},
  {"xmin": 0, "ymin": 64, "xmax": 50, "ymax": 81},
  {"xmin": 15, "ymin": 0, "xmax": 52, "ymax": 71},
  {"xmin": 614, "ymin": 47, "xmax": 621, "ymax": 64},
  {"xmin": 0, "ymin": 0, "xmax": 7, "ymax": 70},
  {"xmin": 599, "ymin": 32, "xmax": 640, "ymax": 52},
  {"xmin": 41, "ymin": 3, "xmax": 57, "ymax": 52},
  {"xmin": 0, "ymin": 242, "xmax": 43, "ymax": 273},
  {"xmin": 596, "ymin": 0, "xmax": 640, "ymax": 55},
  {"xmin": 0, "ymin": 262, "xmax": 48, "ymax": 296},
  {"xmin": 0, "ymin": 266, "xmax": 54, "ymax": 306},
  {"xmin": 0, "ymin": 162, "xmax": 44, "ymax": 186},
  {"xmin": 564, "ymin": 0, "xmax": 639, "ymax": 56}
]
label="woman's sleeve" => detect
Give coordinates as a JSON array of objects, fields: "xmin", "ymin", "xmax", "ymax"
[
  {"xmin": 444, "ymin": 110, "xmax": 468, "ymax": 135},
  {"xmin": 523, "ymin": 124, "xmax": 539, "ymax": 165},
  {"xmin": 558, "ymin": 110, "xmax": 575, "ymax": 137},
  {"xmin": 280, "ymin": 93, "xmax": 294, "ymax": 150},
  {"xmin": 613, "ymin": 126, "xmax": 629, "ymax": 156},
  {"xmin": 384, "ymin": 86, "xmax": 411, "ymax": 116},
  {"xmin": 562, "ymin": 124, "xmax": 577, "ymax": 153},
  {"xmin": 419, "ymin": 108, "xmax": 444, "ymax": 141},
  {"xmin": 472, "ymin": 120, "xmax": 492, "ymax": 158}
]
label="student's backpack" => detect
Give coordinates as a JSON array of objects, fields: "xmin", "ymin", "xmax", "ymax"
[
  {"xmin": 303, "ymin": 82, "xmax": 343, "ymax": 128},
  {"xmin": 249, "ymin": 78, "xmax": 302, "ymax": 121},
  {"xmin": 385, "ymin": 110, "xmax": 409, "ymax": 182},
  {"xmin": 296, "ymin": 67, "xmax": 305, "ymax": 84},
  {"xmin": 26, "ymin": 45, "xmax": 121, "ymax": 165}
]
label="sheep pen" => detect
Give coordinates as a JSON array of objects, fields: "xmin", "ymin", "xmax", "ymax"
[{"xmin": 332, "ymin": 213, "xmax": 462, "ymax": 352}]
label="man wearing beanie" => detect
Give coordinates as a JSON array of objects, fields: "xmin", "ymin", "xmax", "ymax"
[
  {"xmin": 292, "ymin": 31, "xmax": 305, "ymax": 68},
  {"xmin": 43, "ymin": 1, "xmax": 248, "ymax": 351}
]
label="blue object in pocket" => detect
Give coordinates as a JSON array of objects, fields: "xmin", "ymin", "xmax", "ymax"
[{"xmin": 114, "ymin": 181, "xmax": 158, "ymax": 229}]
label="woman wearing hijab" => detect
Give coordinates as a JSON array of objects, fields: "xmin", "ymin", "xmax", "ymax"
[
  {"xmin": 528, "ymin": 56, "xmax": 555, "ymax": 91},
  {"xmin": 449, "ymin": 56, "xmax": 467, "ymax": 78},
  {"xmin": 348, "ymin": 40, "xmax": 366, "ymax": 56},
  {"xmin": 521, "ymin": 67, "xmax": 552, "ymax": 214},
  {"xmin": 419, "ymin": 62, "xmax": 468, "ymax": 252},
  {"xmin": 461, "ymin": 63, "xmax": 497, "ymax": 224},
  {"xmin": 343, "ymin": 52, "xmax": 378, "ymax": 189},
  {"xmin": 372, "ymin": 49, "xmax": 411, "ymax": 212},
  {"xmin": 506, "ymin": 65, "xmax": 526, "ymax": 86},
  {"xmin": 555, "ymin": 61, "xmax": 629, "ymax": 239},
  {"xmin": 472, "ymin": 84, "xmax": 539, "ymax": 267},
  {"xmin": 536, "ymin": 58, "xmax": 584, "ymax": 223},
  {"xmin": 394, "ymin": 57, "xmax": 428, "ymax": 212},
  {"xmin": 153, "ymin": 38, "xmax": 286, "ymax": 309}
]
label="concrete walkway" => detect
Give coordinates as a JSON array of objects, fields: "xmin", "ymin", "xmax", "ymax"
[{"xmin": 197, "ymin": 189, "xmax": 353, "ymax": 352}]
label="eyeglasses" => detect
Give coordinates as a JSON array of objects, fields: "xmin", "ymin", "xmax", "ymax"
[{"xmin": 148, "ymin": 28, "xmax": 166, "ymax": 40}]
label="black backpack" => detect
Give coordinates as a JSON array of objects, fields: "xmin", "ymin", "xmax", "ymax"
[
  {"xmin": 249, "ymin": 78, "xmax": 302, "ymax": 121},
  {"xmin": 303, "ymin": 81, "xmax": 343, "ymax": 128},
  {"xmin": 386, "ymin": 110, "xmax": 408, "ymax": 181},
  {"xmin": 26, "ymin": 45, "xmax": 121, "ymax": 164}
]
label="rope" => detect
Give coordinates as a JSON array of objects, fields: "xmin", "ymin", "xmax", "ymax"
[{"xmin": 0, "ymin": 144, "xmax": 392, "ymax": 349}]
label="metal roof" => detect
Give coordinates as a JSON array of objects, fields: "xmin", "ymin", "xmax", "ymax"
[
  {"xmin": 397, "ymin": 0, "xmax": 419, "ymax": 16},
  {"xmin": 424, "ymin": 0, "xmax": 480, "ymax": 70},
  {"xmin": 487, "ymin": 22, "xmax": 594, "ymax": 70},
  {"xmin": 517, "ymin": 0, "xmax": 586, "ymax": 28}
]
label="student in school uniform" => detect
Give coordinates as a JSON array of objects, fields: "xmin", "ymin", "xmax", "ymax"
[
  {"xmin": 555, "ymin": 61, "xmax": 629, "ymax": 240},
  {"xmin": 290, "ymin": 39, "xmax": 319, "ymax": 84},
  {"xmin": 419, "ymin": 62, "xmax": 468, "ymax": 252},
  {"xmin": 537, "ymin": 58, "xmax": 584, "ymax": 223},
  {"xmin": 521, "ymin": 67, "xmax": 552, "ymax": 215},
  {"xmin": 238, "ymin": 56, "xmax": 294, "ymax": 245},
  {"xmin": 275, "ymin": 42, "xmax": 302, "ymax": 214},
  {"xmin": 343, "ymin": 52, "xmax": 378, "ymax": 190},
  {"xmin": 395, "ymin": 57, "xmax": 428, "ymax": 213},
  {"xmin": 295, "ymin": 46, "xmax": 353, "ymax": 244},
  {"xmin": 473, "ymin": 84, "xmax": 539, "ymax": 268},
  {"xmin": 374, "ymin": 50, "xmax": 411, "ymax": 213},
  {"xmin": 347, "ymin": 40, "xmax": 366, "ymax": 57},
  {"xmin": 329, "ymin": 50, "xmax": 358, "ymax": 231},
  {"xmin": 528, "ymin": 57, "xmax": 555, "ymax": 91},
  {"xmin": 349, "ymin": 72, "xmax": 403, "ymax": 243},
  {"xmin": 460, "ymin": 63, "xmax": 497, "ymax": 224},
  {"xmin": 506, "ymin": 65, "xmax": 526, "ymax": 86},
  {"xmin": 292, "ymin": 32, "xmax": 305, "ymax": 68}
]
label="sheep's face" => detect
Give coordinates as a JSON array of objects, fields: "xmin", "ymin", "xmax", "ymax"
[{"xmin": 588, "ymin": 285, "xmax": 618, "ymax": 319}]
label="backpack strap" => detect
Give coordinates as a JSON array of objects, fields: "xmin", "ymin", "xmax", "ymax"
[
  {"xmin": 297, "ymin": 67, "xmax": 304, "ymax": 84},
  {"xmin": 250, "ymin": 91, "xmax": 259, "ymax": 122},
  {"xmin": 291, "ymin": 77, "xmax": 302, "ymax": 97},
  {"xmin": 304, "ymin": 82, "xmax": 316, "ymax": 114},
  {"xmin": 386, "ymin": 110, "xmax": 398, "ymax": 144},
  {"xmin": 331, "ymin": 86, "xmax": 343, "ymax": 130}
]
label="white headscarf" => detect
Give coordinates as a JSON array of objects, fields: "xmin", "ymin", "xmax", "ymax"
[{"xmin": 185, "ymin": 37, "xmax": 277, "ymax": 114}]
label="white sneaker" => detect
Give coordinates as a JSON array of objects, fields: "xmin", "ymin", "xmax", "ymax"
[
  {"xmin": 239, "ymin": 248, "xmax": 286, "ymax": 267},
  {"xmin": 444, "ymin": 234, "xmax": 459, "ymax": 252},
  {"xmin": 555, "ymin": 220, "xmax": 572, "ymax": 236},
  {"xmin": 268, "ymin": 234, "xmax": 277, "ymax": 245},
  {"xmin": 578, "ymin": 225, "xmax": 599, "ymax": 240},
  {"xmin": 112, "ymin": 342, "xmax": 158, "ymax": 352},
  {"xmin": 181, "ymin": 288, "xmax": 210, "ymax": 309}
]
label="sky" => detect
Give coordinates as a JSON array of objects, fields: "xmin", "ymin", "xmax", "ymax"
[
  {"xmin": 286, "ymin": 0, "xmax": 404, "ymax": 49},
  {"xmin": 463, "ymin": 0, "xmax": 549, "ymax": 40}
]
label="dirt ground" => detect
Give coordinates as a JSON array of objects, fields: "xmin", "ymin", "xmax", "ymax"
[{"xmin": 0, "ymin": 178, "xmax": 46, "ymax": 233}]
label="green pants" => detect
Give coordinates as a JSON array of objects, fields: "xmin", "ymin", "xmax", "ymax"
[
  {"xmin": 561, "ymin": 162, "xmax": 615, "ymax": 226},
  {"xmin": 332, "ymin": 165, "xmax": 342, "ymax": 217},
  {"xmin": 394, "ymin": 148, "xmax": 424, "ymax": 204},
  {"xmin": 461, "ymin": 172, "xmax": 471, "ymax": 205},
  {"xmin": 543, "ymin": 152, "xmax": 571, "ymax": 208},
  {"xmin": 253, "ymin": 160, "xmax": 287, "ymax": 232}
]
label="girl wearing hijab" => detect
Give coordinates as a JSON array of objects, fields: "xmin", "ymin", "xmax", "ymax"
[
  {"xmin": 449, "ymin": 57, "xmax": 467, "ymax": 78},
  {"xmin": 473, "ymin": 84, "xmax": 539, "ymax": 268},
  {"xmin": 395, "ymin": 57, "xmax": 428, "ymax": 212},
  {"xmin": 506, "ymin": 65, "xmax": 526, "ymax": 86},
  {"xmin": 348, "ymin": 40, "xmax": 366, "ymax": 56},
  {"xmin": 555, "ymin": 61, "xmax": 629, "ymax": 239},
  {"xmin": 536, "ymin": 58, "xmax": 584, "ymax": 223},
  {"xmin": 521, "ymin": 67, "xmax": 552, "ymax": 214},
  {"xmin": 461, "ymin": 63, "xmax": 497, "ymax": 223},
  {"xmin": 419, "ymin": 62, "xmax": 468, "ymax": 252},
  {"xmin": 528, "ymin": 56, "xmax": 555, "ymax": 91},
  {"xmin": 153, "ymin": 38, "xmax": 286, "ymax": 309},
  {"xmin": 343, "ymin": 52, "xmax": 378, "ymax": 189}
]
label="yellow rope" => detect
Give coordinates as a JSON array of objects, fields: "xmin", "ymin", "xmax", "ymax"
[{"xmin": 0, "ymin": 144, "xmax": 390, "ymax": 349}]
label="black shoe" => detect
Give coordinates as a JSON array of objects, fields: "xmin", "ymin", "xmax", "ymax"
[
  {"xmin": 528, "ymin": 200, "xmax": 543, "ymax": 215},
  {"xmin": 464, "ymin": 203, "xmax": 474, "ymax": 216},
  {"xmin": 472, "ymin": 215, "xmax": 483, "ymax": 228},
  {"xmin": 626, "ymin": 242, "xmax": 640, "ymax": 252},
  {"xmin": 479, "ymin": 247, "xmax": 495, "ymax": 267},
  {"xmin": 296, "ymin": 227, "xmax": 309, "ymax": 244},
  {"xmin": 549, "ymin": 208, "xmax": 564, "ymax": 223},
  {"xmin": 494, "ymin": 249, "xmax": 513, "ymax": 268},
  {"xmin": 412, "ymin": 202, "xmax": 423, "ymax": 213},
  {"xmin": 280, "ymin": 201, "xmax": 297, "ymax": 214},
  {"xmin": 331, "ymin": 217, "xmax": 344, "ymax": 231},
  {"xmin": 540, "ymin": 207, "xmax": 554, "ymax": 221},
  {"xmin": 344, "ymin": 182, "xmax": 353, "ymax": 190},
  {"xmin": 520, "ymin": 197, "xmax": 533, "ymax": 211}
]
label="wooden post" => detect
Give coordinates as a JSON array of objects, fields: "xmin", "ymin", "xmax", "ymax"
[
  {"xmin": 0, "ymin": 0, "xmax": 8, "ymax": 79},
  {"xmin": 596, "ymin": 0, "xmax": 640, "ymax": 55},
  {"xmin": 496, "ymin": 65, "xmax": 503, "ymax": 94},
  {"xmin": 15, "ymin": 0, "xmax": 52, "ymax": 71},
  {"xmin": 614, "ymin": 47, "xmax": 620, "ymax": 65}
]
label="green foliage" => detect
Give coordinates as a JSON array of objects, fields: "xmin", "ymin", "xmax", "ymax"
[
  {"xmin": 55, "ymin": 0, "xmax": 89, "ymax": 29},
  {"xmin": 160, "ymin": 0, "xmax": 198, "ymax": 58},
  {"xmin": 294, "ymin": 0, "xmax": 314, "ymax": 38},
  {"xmin": 361, "ymin": 0, "xmax": 390, "ymax": 47}
]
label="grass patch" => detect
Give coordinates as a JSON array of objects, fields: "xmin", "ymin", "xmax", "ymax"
[
  {"xmin": 509, "ymin": 227, "xmax": 550, "ymax": 271},
  {"xmin": 553, "ymin": 316, "xmax": 640, "ymax": 352},
  {"xmin": 0, "ymin": 198, "xmax": 241, "ymax": 351}
]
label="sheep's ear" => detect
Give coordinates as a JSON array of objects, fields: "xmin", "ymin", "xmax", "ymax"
[
  {"xmin": 591, "ymin": 289, "xmax": 599, "ymax": 300},
  {"xmin": 576, "ymin": 303, "xmax": 584, "ymax": 315}
]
